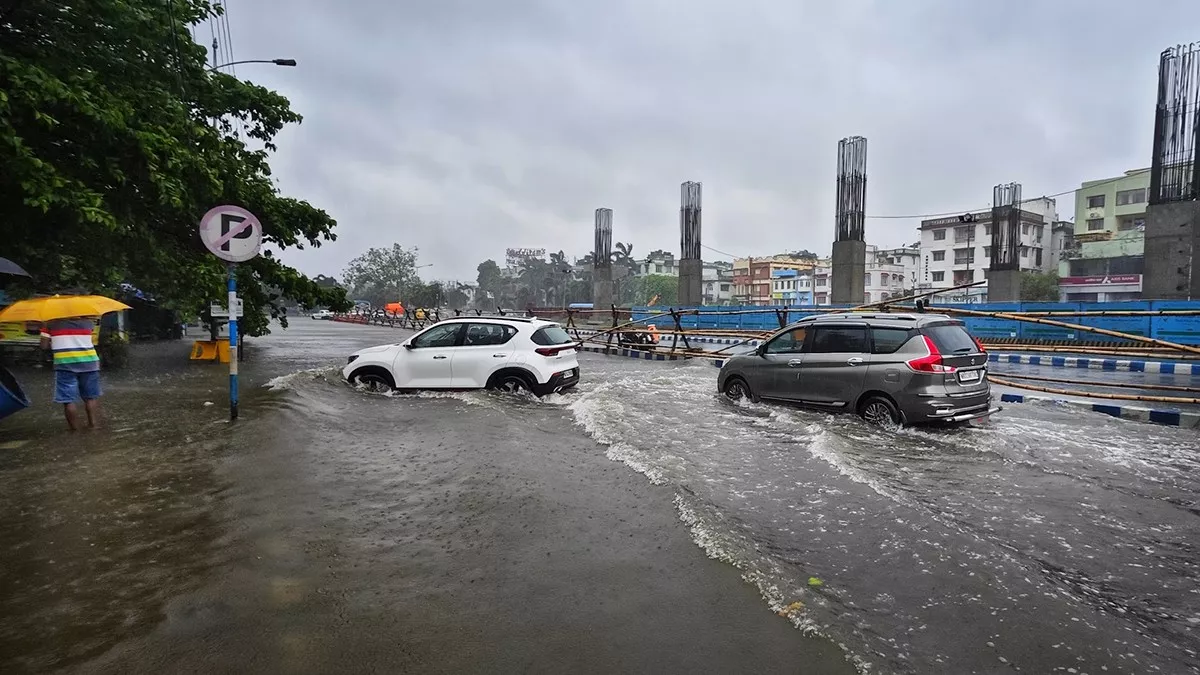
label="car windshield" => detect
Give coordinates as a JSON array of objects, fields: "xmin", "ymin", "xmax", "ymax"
[
  {"xmin": 531, "ymin": 326, "xmax": 573, "ymax": 345},
  {"xmin": 924, "ymin": 322, "xmax": 977, "ymax": 353}
]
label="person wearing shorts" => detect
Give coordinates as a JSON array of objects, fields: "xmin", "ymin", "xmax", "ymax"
[{"xmin": 40, "ymin": 316, "xmax": 102, "ymax": 430}]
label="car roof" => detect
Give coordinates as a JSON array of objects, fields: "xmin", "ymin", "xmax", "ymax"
[
  {"xmin": 790, "ymin": 312, "xmax": 960, "ymax": 327},
  {"xmin": 435, "ymin": 315, "xmax": 554, "ymax": 327}
]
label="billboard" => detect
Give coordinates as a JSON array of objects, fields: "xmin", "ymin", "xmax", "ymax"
[{"xmin": 505, "ymin": 248, "xmax": 546, "ymax": 267}]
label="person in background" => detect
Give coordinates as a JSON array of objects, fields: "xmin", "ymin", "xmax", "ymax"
[{"xmin": 39, "ymin": 316, "xmax": 102, "ymax": 430}]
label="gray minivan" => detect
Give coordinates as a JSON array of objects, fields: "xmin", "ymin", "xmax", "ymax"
[{"xmin": 717, "ymin": 313, "xmax": 1000, "ymax": 426}]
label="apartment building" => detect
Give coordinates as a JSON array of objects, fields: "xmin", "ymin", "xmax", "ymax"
[
  {"xmin": 636, "ymin": 250, "xmax": 678, "ymax": 277},
  {"xmin": 702, "ymin": 264, "xmax": 734, "ymax": 305},
  {"xmin": 812, "ymin": 245, "xmax": 919, "ymax": 305},
  {"xmin": 732, "ymin": 255, "xmax": 818, "ymax": 305},
  {"xmin": 918, "ymin": 197, "xmax": 1059, "ymax": 303},
  {"xmin": 1059, "ymin": 168, "xmax": 1149, "ymax": 302},
  {"xmin": 771, "ymin": 269, "xmax": 813, "ymax": 305}
]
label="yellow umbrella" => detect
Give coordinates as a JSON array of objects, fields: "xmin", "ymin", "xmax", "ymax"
[{"xmin": 0, "ymin": 295, "xmax": 132, "ymax": 323}]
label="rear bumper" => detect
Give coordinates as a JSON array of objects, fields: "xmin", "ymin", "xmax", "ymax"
[
  {"xmin": 532, "ymin": 367, "xmax": 580, "ymax": 396},
  {"xmin": 937, "ymin": 405, "xmax": 1002, "ymax": 423}
]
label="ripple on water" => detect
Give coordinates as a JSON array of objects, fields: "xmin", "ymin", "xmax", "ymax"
[{"xmin": 566, "ymin": 354, "xmax": 1200, "ymax": 675}]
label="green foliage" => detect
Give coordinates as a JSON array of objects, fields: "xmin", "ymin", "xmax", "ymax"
[
  {"xmin": 0, "ymin": 0, "xmax": 348, "ymax": 336},
  {"xmin": 640, "ymin": 275, "xmax": 679, "ymax": 305},
  {"xmin": 97, "ymin": 332, "xmax": 129, "ymax": 369},
  {"xmin": 342, "ymin": 244, "xmax": 421, "ymax": 308},
  {"xmin": 475, "ymin": 260, "xmax": 502, "ymax": 305},
  {"xmin": 1020, "ymin": 272, "xmax": 1061, "ymax": 302}
]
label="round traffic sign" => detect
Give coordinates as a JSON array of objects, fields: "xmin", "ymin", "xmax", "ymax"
[{"xmin": 199, "ymin": 205, "xmax": 263, "ymax": 263}]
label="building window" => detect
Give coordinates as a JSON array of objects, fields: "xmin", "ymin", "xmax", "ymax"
[
  {"xmin": 1116, "ymin": 188, "xmax": 1146, "ymax": 206},
  {"xmin": 655, "ymin": 264, "xmax": 663, "ymax": 273},
  {"xmin": 982, "ymin": 269, "xmax": 989, "ymax": 279},
  {"xmin": 953, "ymin": 248, "xmax": 975, "ymax": 265},
  {"xmin": 984, "ymin": 225, "xmax": 992, "ymax": 236},
  {"xmin": 1020, "ymin": 246, "xmax": 1029, "ymax": 258},
  {"xmin": 816, "ymin": 278, "xmax": 826, "ymax": 287},
  {"xmin": 932, "ymin": 271, "xmax": 945, "ymax": 282},
  {"xmin": 1119, "ymin": 216, "xmax": 1145, "ymax": 231},
  {"xmin": 1035, "ymin": 225, "xmax": 1044, "ymax": 243},
  {"xmin": 954, "ymin": 226, "xmax": 973, "ymax": 243},
  {"xmin": 1086, "ymin": 218, "xmax": 1105, "ymax": 231},
  {"xmin": 1035, "ymin": 249, "xmax": 1043, "ymax": 266},
  {"xmin": 1022, "ymin": 224, "xmax": 1030, "ymax": 235},
  {"xmin": 933, "ymin": 229, "xmax": 946, "ymax": 241},
  {"xmin": 953, "ymin": 270, "xmax": 974, "ymax": 284},
  {"xmin": 1087, "ymin": 195, "xmax": 1105, "ymax": 208},
  {"xmin": 932, "ymin": 250, "xmax": 945, "ymax": 262},
  {"xmin": 864, "ymin": 273, "xmax": 872, "ymax": 286},
  {"xmin": 983, "ymin": 246, "xmax": 992, "ymax": 258}
]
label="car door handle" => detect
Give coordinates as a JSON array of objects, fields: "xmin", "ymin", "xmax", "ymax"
[
  {"xmin": 787, "ymin": 359, "xmax": 803, "ymax": 367},
  {"xmin": 846, "ymin": 357, "xmax": 863, "ymax": 365},
  {"xmin": 492, "ymin": 354, "xmax": 507, "ymax": 358},
  {"xmin": 433, "ymin": 355, "xmax": 448, "ymax": 360}
]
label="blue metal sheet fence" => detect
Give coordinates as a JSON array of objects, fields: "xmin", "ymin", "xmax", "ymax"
[{"xmin": 631, "ymin": 301, "xmax": 1200, "ymax": 345}]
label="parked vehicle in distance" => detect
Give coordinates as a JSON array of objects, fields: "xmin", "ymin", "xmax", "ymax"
[
  {"xmin": 717, "ymin": 313, "xmax": 999, "ymax": 426},
  {"xmin": 342, "ymin": 316, "xmax": 581, "ymax": 396},
  {"xmin": 311, "ymin": 309, "xmax": 334, "ymax": 320}
]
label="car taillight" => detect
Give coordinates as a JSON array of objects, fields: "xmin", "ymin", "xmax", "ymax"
[
  {"xmin": 905, "ymin": 335, "xmax": 957, "ymax": 373},
  {"xmin": 973, "ymin": 336, "xmax": 987, "ymax": 353},
  {"xmin": 535, "ymin": 344, "xmax": 576, "ymax": 357}
]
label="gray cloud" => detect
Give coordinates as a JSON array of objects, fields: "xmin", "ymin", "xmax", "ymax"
[{"xmin": 224, "ymin": 0, "xmax": 1199, "ymax": 282}]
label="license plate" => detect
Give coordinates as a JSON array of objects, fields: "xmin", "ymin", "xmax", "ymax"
[
  {"xmin": 958, "ymin": 369, "xmax": 981, "ymax": 383},
  {"xmin": 564, "ymin": 369, "xmax": 575, "ymax": 378}
]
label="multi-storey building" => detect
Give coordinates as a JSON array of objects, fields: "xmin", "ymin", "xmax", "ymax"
[
  {"xmin": 918, "ymin": 197, "xmax": 1059, "ymax": 303},
  {"xmin": 636, "ymin": 250, "xmax": 678, "ymax": 277},
  {"xmin": 813, "ymin": 245, "xmax": 919, "ymax": 305},
  {"xmin": 1058, "ymin": 168, "xmax": 1149, "ymax": 302},
  {"xmin": 732, "ymin": 255, "xmax": 819, "ymax": 305},
  {"xmin": 702, "ymin": 263, "xmax": 734, "ymax": 305},
  {"xmin": 770, "ymin": 269, "xmax": 813, "ymax": 305}
]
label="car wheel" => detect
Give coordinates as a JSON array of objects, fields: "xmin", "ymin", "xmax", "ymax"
[
  {"xmin": 859, "ymin": 396, "xmax": 901, "ymax": 427},
  {"xmin": 494, "ymin": 373, "xmax": 533, "ymax": 395},
  {"xmin": 350, "ymin": 370, "xmax": 394, "ymax": 393},
  {"xmin": 723, "ymin": 377, "xmax": 757, "ymax": 402}
]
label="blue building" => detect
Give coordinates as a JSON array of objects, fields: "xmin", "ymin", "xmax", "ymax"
[{"xmin": 771, "ymin": 269, "xmax": 813, "ymax": 305}]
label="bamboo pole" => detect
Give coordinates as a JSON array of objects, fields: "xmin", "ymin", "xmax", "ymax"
[
  {"xmin": 999, "ymin": 309, "xmax": 1200, "ymax": 317},
  {"xmin": 991, "ymin": 371, "xmax": 1200, "ymax": 393},
  {"xmin": 990, "ymin": 375, "xmax": 1200, "ymax": 405},
  {"xmin": 931, "ymin": 306, "xmax": 1200, "ymax": 355},
  {"xmin": 855, "ymin": 280, "xmax": 988, "ymax": 311}
]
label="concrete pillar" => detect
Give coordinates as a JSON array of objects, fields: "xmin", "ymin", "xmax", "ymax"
[
  {"xmin": 593, "ymin": 266, "xmax": 613, "ymax": 309},
  {"xmin": 987, "ymin": 269, "xmax": 1022, "ymax": 302},
  {"xmin": 831, "ymin": 240, "xmax": 866, "ymax": 304},
  {"xmin": 1143, "ymin": 201, "xmax": 1198, "ymax": 299},
  {"xmin": 678, "ymin": 259, "xmax": 703, "ymax": 306}
]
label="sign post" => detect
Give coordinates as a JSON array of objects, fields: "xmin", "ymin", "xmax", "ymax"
[{"xmin": 199, "ymin": 205, "xmax": 263, "ymax": 421}]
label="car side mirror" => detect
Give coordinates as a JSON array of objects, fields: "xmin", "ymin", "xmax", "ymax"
[
  {"xmin": 403, "ymin": 342, "xmax": 415, "ymax": 350},
  {"xmin": 756, "ymin": 344, "xmax": 767, "ymax": 357}
]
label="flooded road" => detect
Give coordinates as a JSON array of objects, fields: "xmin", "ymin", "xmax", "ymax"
[
  {"xmin": 2, "ymin": 319, "xmax": 1199, "ymax": 674},
  {"xmin": 0, "ymin": 321, "xmax": 849, "ymax": 674}
]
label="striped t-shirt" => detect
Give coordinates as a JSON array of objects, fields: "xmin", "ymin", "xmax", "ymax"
[{"xmin": 40, "ymin": 318, "xmax": 100, "ymax": 372}]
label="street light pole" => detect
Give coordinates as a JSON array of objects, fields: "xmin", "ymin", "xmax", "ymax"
[{"xmin": 208, "ymin": 58, "xmax": 297, "ymax": 72}]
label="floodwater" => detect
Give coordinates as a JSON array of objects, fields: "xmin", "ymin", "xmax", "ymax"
[{"xmin": 2, "ymin": 320, "xmax": 1198, "ymax": 674}]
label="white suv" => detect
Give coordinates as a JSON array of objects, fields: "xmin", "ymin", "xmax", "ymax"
[{"xmin": 342, "ymin": 317, "xmax": 581, "ymax": 395}]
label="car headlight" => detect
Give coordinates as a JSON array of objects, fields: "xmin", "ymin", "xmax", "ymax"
[{"xmin": 347, "ymin": 354, "xmax": 359, "ymax": 364}]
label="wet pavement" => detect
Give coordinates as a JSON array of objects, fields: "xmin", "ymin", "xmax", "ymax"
[
  {"xmin": 3, "ymin": 319, "xmax": 1199, "ymax": 674},
  {"xmin": 0, "ymin": 321, "xmax": 850, "ymax": 674}
]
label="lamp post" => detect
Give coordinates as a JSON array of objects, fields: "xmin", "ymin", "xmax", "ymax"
[{"xmin": 208, "ymin": 59, "xmax": 297, "ymax": 72}]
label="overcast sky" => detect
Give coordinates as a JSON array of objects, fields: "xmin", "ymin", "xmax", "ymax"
[{"xmin": 216, "ymin": 0, "xmax": 1196, "ymax": 283}]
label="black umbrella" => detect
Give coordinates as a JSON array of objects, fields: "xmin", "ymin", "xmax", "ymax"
[{"xmin": 0, "ymin": 257, "xmax": 30, "ymax": 277}]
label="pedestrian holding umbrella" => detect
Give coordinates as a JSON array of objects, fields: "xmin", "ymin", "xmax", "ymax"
[{"xmin": 0, "ymin": 294, "xmax": 131, "ymax": 430}]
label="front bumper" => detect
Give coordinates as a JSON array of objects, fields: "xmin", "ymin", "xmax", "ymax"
[{"xmin": 532, "ymin": 367, "xmax": 581, "ymax": 396}]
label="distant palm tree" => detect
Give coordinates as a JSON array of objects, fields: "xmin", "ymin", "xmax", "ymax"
[{"xmin": 612, "ymin": 242, "xmax": 634, "ymax": 266}]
